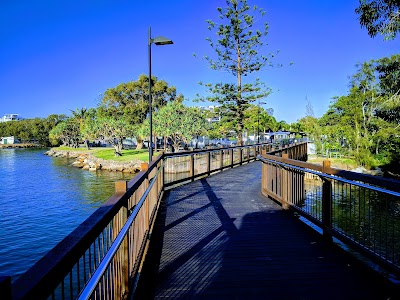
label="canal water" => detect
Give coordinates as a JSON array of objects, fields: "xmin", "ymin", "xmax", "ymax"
[{"xmin": 0, "ymin": 148, "xmax": 133, "ymax": 281}]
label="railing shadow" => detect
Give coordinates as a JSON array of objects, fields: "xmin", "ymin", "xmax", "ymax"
[{"xmin": 136, "ymin": 165, "xmax": 398, "ymax": 300}]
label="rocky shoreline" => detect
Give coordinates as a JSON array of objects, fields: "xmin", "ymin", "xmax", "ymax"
[
  {"xmin": 0, "ymin": 143, "xmax": 43, "ymax": 148},
  {"xmin": 45, "ymin": 149, "xmax": 143, "ymax": 173}
]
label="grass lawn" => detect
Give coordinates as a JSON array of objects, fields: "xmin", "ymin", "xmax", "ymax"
[
  {"xmin": 53, "ymin": 146, "xmax": 162, "ymax": 162},
  {"xmin": 57, "ymin": 146, "xmax": 97, "ymax": 152},
  {"xmin": 95, "ymin": 149, "xmax": 150, "ymax": 162},
  {"xmin": 308, "ymin": 155, "xmax": 358, "ymax": 170}
]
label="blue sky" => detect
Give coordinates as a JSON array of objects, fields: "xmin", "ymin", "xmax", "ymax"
[{"xmin": 0, "ymin": 0, "xmax": 397, "ymax": 123}]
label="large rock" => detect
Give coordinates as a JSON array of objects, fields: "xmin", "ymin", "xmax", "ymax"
[
  {"xmin": 72, "ymin": 161, "xmax": 84, "ymax": 168},
  {"xmin": 47, "ymin": 148, "xmax": 143, "ymax": 173}
]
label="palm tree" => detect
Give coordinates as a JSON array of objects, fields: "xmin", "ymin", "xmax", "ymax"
[{"xmin": 70, "ymin": 108, "xmax": 89, "ymax": 149}]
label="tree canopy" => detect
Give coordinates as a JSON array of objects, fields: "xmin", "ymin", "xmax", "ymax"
[
  {"xmin": 356, "ymin": 0, "xmax": 400, "ymax": 40},
  {"xmin": 99, "ymin": 74, "xmax": 183, "ymax": 126},
  {"xmin": 319, "ymin": 55, "xmax": 400, "ymax": 168}
]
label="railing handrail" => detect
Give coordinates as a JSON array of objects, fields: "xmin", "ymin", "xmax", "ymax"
[
  {"xmin": 258, "ymin": 155, "xmax": 400, "ymax": 197},
  {"xmin": 260, "ymin": 153, "xmax": 400, "ymax": 277},
  {"xmin": 8, "ymin": 142, "xmax": 305, "ymax": 299},
  {"xmin": 77, "ymin": 162, "xmax": 163, "ymax": 299},
  {"xmin": 162, "ymin": 141, "xmax": 272, "ymax": 157},
  {"xmin": 11, "ymin": 159, "xmax": 161, "ymax": 299},
  {"xmin": 262, "ymin": 153, "xmax": 400, "ymax": 193}
]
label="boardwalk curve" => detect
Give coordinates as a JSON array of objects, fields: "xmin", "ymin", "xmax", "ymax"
[{"xmin": 136, "ymin": 161, "xmax": 397, "ymax": 300}]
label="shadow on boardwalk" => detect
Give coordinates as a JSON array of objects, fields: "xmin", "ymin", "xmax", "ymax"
[{"xmin": 136, "ymin": 162, "xmax": 399, "ymax": 300}]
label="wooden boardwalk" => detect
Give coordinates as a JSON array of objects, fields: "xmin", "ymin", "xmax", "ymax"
[{"xmin": 136, "ymin": 162, "xmax": 399, "ymax": 300}]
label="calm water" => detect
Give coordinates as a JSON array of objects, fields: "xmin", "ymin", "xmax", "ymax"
[{"xmin": 0, "ymin": 148, "xmax": 133, "ymax": 281}]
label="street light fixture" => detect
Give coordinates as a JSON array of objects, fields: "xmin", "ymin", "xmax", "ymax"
[
  {"xmin": 148, "ymin": 27, "xmax": 173, "ymax": 162},
  {"xmin": 257, "ymin": 100, "xmax": 266, "ymax": 143}
]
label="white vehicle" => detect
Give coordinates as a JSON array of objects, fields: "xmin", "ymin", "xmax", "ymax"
[{"xmin": 190, "ymin": 136, "xmax": 210, "ymax": 149}]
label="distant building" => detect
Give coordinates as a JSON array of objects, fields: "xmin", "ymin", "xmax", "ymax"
[
  {"xmin": 0, "ymin": 136, "xmax": 20, "ymax": 144},
  {"xmin": 0, "ymin": 114, "xmax": 20, "ymax": 122},
  {"xmin": 198, "ymin": 105, "xmax": 221, "ymax": 123},
  {"xmin": 265, "ymin": 131, "xmax": 295, "ymax": 142}
]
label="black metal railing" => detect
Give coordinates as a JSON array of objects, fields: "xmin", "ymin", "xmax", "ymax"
[
  {"xmin": 5, "ymin": 142, "xmax": 308, "ymax": 299},
  {"xmin": 260, "ymin": 154, "xmax": 400, "ymax": 275}
]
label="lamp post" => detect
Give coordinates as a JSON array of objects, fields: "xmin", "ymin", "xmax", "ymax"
[
  {"xmin": 148, "ymin": 27, "xmax": 173, "ymax": 162},
  {"xmin": 257, "ymin": 100, "xmax": 266, "ymax": 143}
]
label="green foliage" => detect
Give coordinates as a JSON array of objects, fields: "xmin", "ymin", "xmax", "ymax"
[
  {"xmin": 91, "ymin": 116, "xmax": 135, "ymax": 156},
  {"xmin": 152, "ymin": 102, "xmax": 208, "ymax": 150},
  {"xmin": 49, "ymin": 118, "xmax": 81, "ymax": 147},
  {"xmin": 356, "ymin": 0, "xmax": 400, "ymax": 40},
  {"xmin": 0, "ymin": 114, "xmax": 66, "ymax": 146},
  {"xmin": 318, "ymin": 55, "xmax": 400, "ymax": 169},
  {"xmin": 243, "ymin": 104, "xmax": 279, "ymax": 133},
  {"xmin": 98, "ymin": 74, "xmax": 183, "ymax": 127}
]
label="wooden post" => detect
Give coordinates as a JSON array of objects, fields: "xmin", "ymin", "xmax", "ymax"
[
  {"xmin": 230, "ymin": 149, "xmax": 234, "ymax": 168},
  {"xmin": 207, "ymin": 152, "xmax": 211, "ymax": 175},
  {"xmin": 190, "ymin": 154, "xmax": 194, "ymax": 181},
  {"xmin": 115, "ymin": 180, "xmax": 128, "ymax": 193},
  {"xmin": 322, "ymin": 160, "xmax": 333, "ymax": 241},
  {"xmin": 114, "ymin": 181, "xmax": 129, "ymax": 298},
  {"xmin": 261, "ymin": 158, "xmax": 268, "ymax": 196},
  {"xmin": 219, "ymin": 149, "xmax": 224, "ymax": 170},
  {"xmin": 281, "ymin": 153, "xmax": 290, "ymax": 210},
  {"xmin": 239, "ymin": 148, "xmax": 243, "ymax": 165},
  {"xmin": 161, "ymin": 158, "xmax": 165, "ymax": 191},
  {"xmin": 141, "ymin": 162, "xmax": 149, "ymax": 172},
  {"xmin": 261, "ymin": 146, "xmax": 266, "ymax": 157}
]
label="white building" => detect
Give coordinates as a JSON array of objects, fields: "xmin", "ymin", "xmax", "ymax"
[
  {"xmin": 0, "ymin": 136, "xmax": 20, "ymax": 144},
  {"xmin": 0, "ymin": 114, "xmax": 20, "ymax": 122},
  {"xmin": 198, "ymin": 106, "xmax": 221, "ymax": 123},
  {"xmin": 265, "ymin": 131, "xmax": 295, "ymax": 142}
]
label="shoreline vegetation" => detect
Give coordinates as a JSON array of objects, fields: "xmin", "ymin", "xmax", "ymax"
[
  {"xmin": 307, "ymin": 155, "xmax": 400, "ymax": 179},
  {"xmin": 5, "ymin": 144, "xmax": 398, "ymax": 179},
  {"xmin": 0, "ymin": 143, "xmax": 43, "ymax": 148},
  {"xmin": 45, "ymin": 147, "xmax": 151, "ymax": 173}
]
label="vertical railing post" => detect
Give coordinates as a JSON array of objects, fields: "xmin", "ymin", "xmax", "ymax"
[
  {"xmin": 281, "ymin": 154, "xmax": 290, "ymax": 210},
  {"xmin": 141, "ymin": 163, "xmax": 150, "ymax": 231},
  {"xmin": 261, "ymin": 159, "xmax": 268, "ymax": 196},
  {"xmin": 207, "ymin": 152, "xmax": 211, "ymax": 175},
  {"xmin": 114, "ymin": 181, "xmax": 129, "ymax": 298},
  {"xmin": 322, "ymin": 160, "xmax": 333, "ymax": 241},
  {"xmin": 230, "ymin": 149, "xmax": 234, "ymax": 168},
  {"xmin": 239, "ymin": 148, "xmax": 243, "ymax": 165},
  {"xmin": 0, "ymin": 276, "xmax": 11, "ymax": 300},
  {"xmin": 219, "ymin": 149, "xmax": 224, "ymax": 170},
  {"xmin": 261, "ymin": 146, "xmax": 266, "ymax": 157},
  {"xmin": 190, "ymin": 154, "xmax": 194, "ymax": 181},
  {"xmin": 161, "ymin": 158, "xmax": 165, "ymax": 191}
]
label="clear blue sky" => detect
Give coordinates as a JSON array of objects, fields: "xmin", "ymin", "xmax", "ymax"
[{"xmin": 0, "ymin": 0, "xmax": 397, "ymax": 123}]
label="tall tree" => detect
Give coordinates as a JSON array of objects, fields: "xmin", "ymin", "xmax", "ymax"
[
  {"xmin": 152, "ymin": 102, "xmax": 207, "ymax": 151},
  {"xmin": 319, "ymin": 55, "xmax": 400, "ymax": 168},
  {"xmin": 356, "ymin": 0, "xmax": 400, "ymax": 40},
  {"xmin": 92, "ymin": 116, "xmax": 134, "ymax": 156},
  {"xmin": 70, "ymin": 108, "xmax": 91, "ymax": 149},
  {"xmin": 200, "ymin": 0, "xmax": 277, "ymax": 145},
  {"xmin": 99, "ymin": 74, "xmax": 183, "ymax": 127},
  {"xmin": 49, "ymin": 118, "xmax": 81, "ymax": 147}
]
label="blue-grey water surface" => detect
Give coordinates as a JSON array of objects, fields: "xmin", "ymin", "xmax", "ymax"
[{"xmin": 0, "ymin": 148, "xmax": 133, "ymax": 281}]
